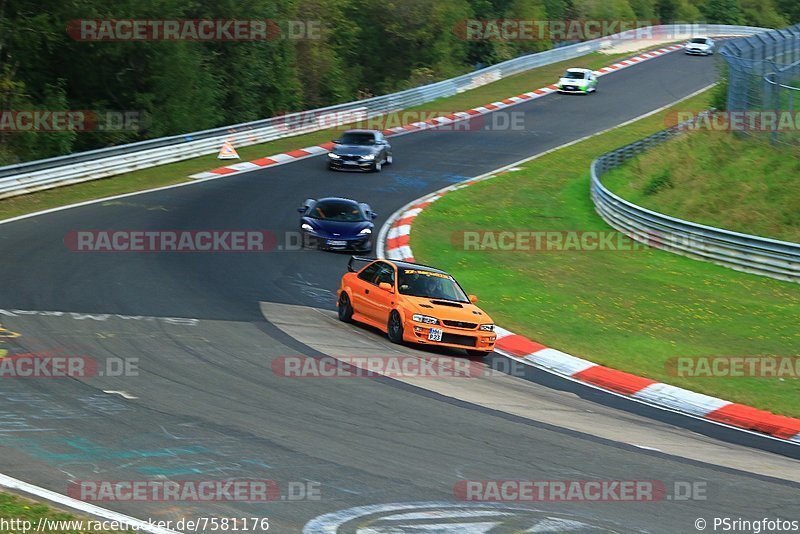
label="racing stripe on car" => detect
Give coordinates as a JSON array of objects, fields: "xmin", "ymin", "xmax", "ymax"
[{"xmin": 190, "ymin": 44, "xmax": 685, "ymax": 180}]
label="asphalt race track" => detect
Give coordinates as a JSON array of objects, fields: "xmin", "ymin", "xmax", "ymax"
[{"xmin": 0, "ymin": 50, "xmax": 798, "ymax": 533}]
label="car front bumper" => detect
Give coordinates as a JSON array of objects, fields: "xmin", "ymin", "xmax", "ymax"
[
  {"xmin": 557, "ymin": 85, "xmax": 591, "ymax": 93},
  {"xmin": 329, "ymin": 158, "xmax": 375, "ymax": 171},
  {"xmin": 303, "ymin": 232, "xmax": 372, "ymax": 251},
  {"xmin": 685, "ymin": 48, "xmax": 711, "ymax": 55},
  {"xmin": 403, "ymin": 323, "xmax": 496, "ymax": 353}
]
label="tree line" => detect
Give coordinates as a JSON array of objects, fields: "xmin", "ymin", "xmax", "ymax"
[{"xmin": 0, "ymin": 0, "xmax": 796, "ymax": 164}]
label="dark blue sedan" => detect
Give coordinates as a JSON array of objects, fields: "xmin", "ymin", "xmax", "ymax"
[{"xmin": 298, "ymin": 197, "xmax": 377, "ymax": 252}]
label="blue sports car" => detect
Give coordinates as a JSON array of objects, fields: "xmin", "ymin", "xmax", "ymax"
[{"xmin": 298, "ymin": 197, "xmax": 377, "ymax": 252}]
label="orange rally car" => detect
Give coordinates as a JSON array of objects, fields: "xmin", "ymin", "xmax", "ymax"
[{"xmin": 337, "ymin": 257, "xmax": 496, "ymax": 356}]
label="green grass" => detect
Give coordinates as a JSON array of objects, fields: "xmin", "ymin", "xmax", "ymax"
[
  {"xmin": 0, "ymin": 50, "xmax": 644, "ymax": 221},
  {"xmin": 602, "ymin": 131, "xmax": 800, "ymax": 242},
  {"xmin": 0, "ymin": 492, "xmax": 129, "ymax": 533},
  {"xmin": 412, "ymin": 89, "xmax": 800, "ymax": 418}
]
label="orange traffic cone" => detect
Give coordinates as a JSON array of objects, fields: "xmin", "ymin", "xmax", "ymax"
[{"xmin": 217, "ymin": 141, "xmax": 240, "ymax": 160}]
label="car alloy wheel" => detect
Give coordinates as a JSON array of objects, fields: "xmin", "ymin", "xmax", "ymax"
[
  {"xmin": 387, "ymin": 311, "xmax": 403, "ymax": 343},
  {"xmin": 338, "ymin": 292, "xmax": 354, "ymax": 323}
]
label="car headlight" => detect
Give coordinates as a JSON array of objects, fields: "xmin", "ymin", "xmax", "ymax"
[
  {"xmin": 327, "ymin": 153, "xmax": 340, "ymax": 159},
  {"xmin": 412, "ymin": 314, "xmax": 439, "ymax": 325},
  {"xmin": 359, "ymin": 228, "xmax": 372, "ymax": 235},
  {"xmin": 361, "ymin": 154, "xmax": 375, "ymax": 161},
  {"xmin": 301, "ymin": 223, "xmax": 313, "ymax": 231},
  {"xmin": 479, "ymin": 324, "xmax": 495, "ymax": 331}
]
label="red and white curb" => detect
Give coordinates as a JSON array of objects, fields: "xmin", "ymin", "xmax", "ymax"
[
  {"xmin": 189, "ymin": 45, "xmax": 684, "ymax": 180},
  {"xmin": 377, "ymin": 148, "xmax": 800, "ymax": 447}
]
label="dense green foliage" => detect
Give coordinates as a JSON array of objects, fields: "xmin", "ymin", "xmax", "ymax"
[{"xmin": 0, "ymin": 0, "xmax": 795, "ymax": 164}]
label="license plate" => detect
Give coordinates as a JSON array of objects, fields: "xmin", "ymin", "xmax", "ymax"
[
  {"xmin": 428, "ymin": 328, "xmax": 443, "ymax": 341},
  {"xmin": 327, "ymin": 240, "xmax": 346, "ymax": 246},
  {"xmin": 344, "ymin": 160, "xmax": 359, "ymax": 165}
]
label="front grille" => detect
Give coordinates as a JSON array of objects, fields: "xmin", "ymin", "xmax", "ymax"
[
  {"xmin": 441, "ymin": 333, "xmax": 477, "ymax": 347},
  {"xmin": 443, "ymin": 320, "xmax": 477, "ymax": 329},
  {"xmin": 341, "ymin": 155, "xmax": 363, "ymax": 161}
]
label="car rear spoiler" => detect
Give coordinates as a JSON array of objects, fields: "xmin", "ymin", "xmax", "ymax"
[{"xmin": 348, "ymin": 255, "xmax": 375, "ymax": 272}]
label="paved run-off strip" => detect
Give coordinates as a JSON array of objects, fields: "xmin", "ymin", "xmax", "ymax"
[
  {"xmin": 378, "ymin": 153, "xmax": 800, "ymax": 446},
  {"xmin": 188, "ymin": 45, "xmax": 684, "ymax": 180}
]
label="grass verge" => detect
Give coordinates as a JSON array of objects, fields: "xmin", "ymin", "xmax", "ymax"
[
  {"xmin": 0, "ymin": 49, "xmax": 652, "ymax": 221},
  {"xmin": 0, "ymin": 491, "xmax": 129, "ymax": 533},
  {"xmin": 601, "ymin": 130, "xmax": 800, "ymax": 242},
  {"xmin": 411, "ymin": 89, "xmax": 800, "ymax": 418}
]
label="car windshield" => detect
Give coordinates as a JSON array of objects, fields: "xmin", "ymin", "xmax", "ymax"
[
  {"xmin": 398, "ymin": 268, "xmax": 469, "ymax": 302},
  {"xmin": 309, "ymin": 200, "xmax": 365, "ymax": 222},
  {"xmin": 690, "ymin": 38, "xmax": 707, "ymax": 44},
  {"xmin": 337, "ymin": 132, "xmax": 375, "ymax": 145},
  {"xmin": 564, "ymin": 71, "xmax": 586, "ymax": 79}
]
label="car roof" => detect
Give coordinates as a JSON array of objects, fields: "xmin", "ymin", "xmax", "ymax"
[
  {"xmin": 566, "ymin": 68, "xmax": 592, "ymax": 73},
  {"xmin": 690, "ymin": 36, "xmax": 710, "ymax": 40},
  {"xmin": 342, "ymin": 129, "xmax": 380, "ymax": 135},
  {"xmin": 315, "ymin": 197, "xmax": 362, "ymax": 206}
]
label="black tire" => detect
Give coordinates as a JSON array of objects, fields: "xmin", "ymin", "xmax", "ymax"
[
  {"xmin": 372, "ymin": 159, "xmax": 383, "ymax": 172},
  {"xmin": 466, "ymin": 349, "xmax": 490, "ymax": 357},
  {"xmin": 387, "ymin": 311, "xmax": 404, "ymax": 344},
  {"xmin": 338, "ymin": 292, "xmax": 353, "ymax": 323}
]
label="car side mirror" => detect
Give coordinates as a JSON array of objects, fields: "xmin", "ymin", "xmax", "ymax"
[
  {"xmin": 468, "ymin": 294, "xmax": 478, "ymax": 303},
  {"xmin": 297, "ymin": 206, "xmax": 307, "ymax": 213},
  {"xmin": 379, "ymin": 282, "xmax": 394, "ymax": 293},
  {"xmin": 371, "ymin": 212, "xmax": 378, "ymax": 220},
  {"xmin": 332, "ymin": 139, "xmax": 342, "ymax": 144}
]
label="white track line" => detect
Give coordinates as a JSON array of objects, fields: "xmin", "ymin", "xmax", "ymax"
[{"xmin": 0, "ymin": 473, "xmax": 179, "ymax": 534}]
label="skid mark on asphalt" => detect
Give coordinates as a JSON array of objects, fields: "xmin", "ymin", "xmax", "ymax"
[
  {"xmin": 374, "ymin": 172, "xmax": 469, "ymax": 194},
  {"xmin": 101, "ymin": 201, "xmax": 170, "ymax": 211},
  {"xmin": 0, "ymin": 308, "xmax": 199, "ymax": 326}
]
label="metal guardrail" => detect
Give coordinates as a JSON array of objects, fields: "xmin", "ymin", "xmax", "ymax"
[
  {"xmin": 590, "ymin": 118, "xmax": 800, "ymax": 283},
  {"xmin": 0, "ymin": 24, "xmax": 767, "ymax": 200}
]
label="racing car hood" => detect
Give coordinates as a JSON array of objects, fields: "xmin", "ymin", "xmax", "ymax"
[
  {"xmin": 559, "ymin": 77, "xmax": 589, "ymax": 86},
  {"xmin": 331, "ymin": 144, "xmax": 380, "ymax": 156},
  {"xmin": 302, "ymin": 218, "xmax": 372, "ymax": 238},
  {"xmin": 403, "ymin": 295, "xmax": 493, "ymax": 324},
  {"xmin": 686, "ymin": 43, "xmax": 709, "ymax": 50}
]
